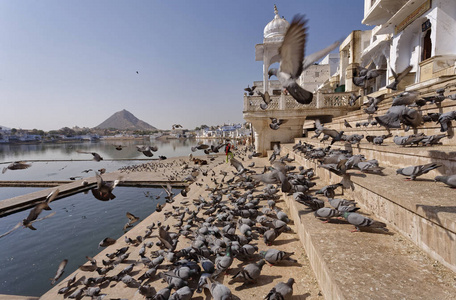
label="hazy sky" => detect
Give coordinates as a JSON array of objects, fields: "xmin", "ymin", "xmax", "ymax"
[{"xmin": 0, "ymin": 1, "xmax": 370, "ymax": 131}]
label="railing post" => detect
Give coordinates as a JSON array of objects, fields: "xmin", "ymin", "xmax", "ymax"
[
  {"xmin": 316, "ymin": 91, "xmax": 323, "ymax": 108},
  {"xmin": 243, "ymin": 94, "xmax": 249, "ymax": 111},
  {"xmin": 279, "ymin": 94, "xmax": 286, "ymax": 110}
]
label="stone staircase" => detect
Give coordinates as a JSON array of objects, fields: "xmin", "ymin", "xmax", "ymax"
[
  {"xmin": 262, "ymin": 78, "xmax": 456, "ymax": 298},
  {"xmin": 270, "ymin": 140, "xmax": 456, "ymax": 298}
]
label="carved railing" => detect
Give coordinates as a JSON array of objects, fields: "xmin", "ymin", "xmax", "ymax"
[{"xmin": 244, "ymin": 91, "xmax": 352, "ymax": 112}]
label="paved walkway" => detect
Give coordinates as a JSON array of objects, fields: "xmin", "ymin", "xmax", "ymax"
[{"xmin": 40, "ymin": 152, "xmax": 323, "ymax": 299}]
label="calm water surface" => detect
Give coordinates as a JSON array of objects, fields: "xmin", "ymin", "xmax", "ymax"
[{"xmin": 0, "ymin": 138, "xmax": 215, "ymax": 296}]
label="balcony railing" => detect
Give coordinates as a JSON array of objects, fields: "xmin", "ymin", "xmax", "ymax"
[{"xmin": 244, "ymin": 91, "xmax": 353, "ymax": 112}]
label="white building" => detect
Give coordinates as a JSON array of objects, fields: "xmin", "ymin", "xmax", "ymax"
[
  {"xmin": 361, "ymin": 0, "xmax": 456, "ymax": 93},
  {"xmin": 254, "ymin": 5, "xmax": 335, "ymax": 95}
]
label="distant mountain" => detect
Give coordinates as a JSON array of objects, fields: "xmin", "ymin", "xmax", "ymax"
[{"xmin": 95, "ymin": 109, "xmax": 157, "ymax": 130}]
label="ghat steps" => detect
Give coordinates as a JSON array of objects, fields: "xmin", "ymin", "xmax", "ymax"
[{"xmin": 268, "ymin": 141, "xmax": 456, "ymax": 298}]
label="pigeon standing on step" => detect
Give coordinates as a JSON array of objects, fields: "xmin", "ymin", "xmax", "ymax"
[
  {"xmin": 342, "ymin": 212, "xmax": 387, "ymax": 232},
  {"xmin": 396, "ymin": 163, "xmax": 441, "ymax": 180},
  {"xmin": 435, "ymin": 175, "xmax": 456, "ymax": 188}
]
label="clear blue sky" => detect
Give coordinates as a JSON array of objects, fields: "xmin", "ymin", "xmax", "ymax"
[{"xmin": 0, "ymin": 0, "xmax": 370, "ymax": 131}]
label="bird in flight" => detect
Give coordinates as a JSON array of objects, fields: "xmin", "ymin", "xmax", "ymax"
[{"xmin": 269, "ymin": 15, "xmax": 340, "ymax": 105}]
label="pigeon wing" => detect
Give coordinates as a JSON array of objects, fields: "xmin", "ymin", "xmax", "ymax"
[
  {"xmin": 302, "ymin": 39, "xmax": 341, "ymax": 71},
  {"xmin": 279, "ymin": 15, "xmax": 307, "ymax": 78}
]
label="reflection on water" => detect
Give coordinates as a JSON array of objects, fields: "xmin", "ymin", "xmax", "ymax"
[
  {"xmin": 0, "ymin": 139, "xmax": 219, "ymax": 181},
  {"xmin": 0, "ymin": 186, "xmax": 178, "ymax": 296}
]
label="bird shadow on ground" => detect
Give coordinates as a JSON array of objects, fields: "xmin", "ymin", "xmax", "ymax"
[
  {"xmin": 416, "ymin": 204, "xmax": 456, "ymax": 241},
  {"xmin": 292, "ymin": 292, "xmax": 311, "ymax": 299},
  {"xmin": 233, "ymin": 274, "xmax": 282, "ymax": 291},
  {"xmin": 273, "ymin": 237, "xmax": 299, "ymax": 246},
  {"xmin": 297, "ymin": 209, "xmax": 316, "ymax": 217}
]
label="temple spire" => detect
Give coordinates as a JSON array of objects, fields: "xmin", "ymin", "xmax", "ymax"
[{"xmin": 274, "ymin": 4, "xmax": 279, "ymax": 18}]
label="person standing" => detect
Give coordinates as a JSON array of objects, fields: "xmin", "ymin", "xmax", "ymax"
[{"xmin": 225, "ymin": 142, "xmax": 234, "ymax": 163}]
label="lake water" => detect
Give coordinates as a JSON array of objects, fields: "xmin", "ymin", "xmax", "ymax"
[{"xmin": 0, "ymin": 138, "xmax": 215, "ymax": 296}]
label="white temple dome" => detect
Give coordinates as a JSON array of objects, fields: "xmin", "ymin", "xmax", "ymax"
[{"xmin": 263, "ymin": 5, "xmax": 289, "ymax": 39}]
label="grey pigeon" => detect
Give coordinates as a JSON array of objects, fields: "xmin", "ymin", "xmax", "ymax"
[
  {"xmin": 259, "ymin": 249, "xmax": 297, "ymax": 264},
  {"xmin": 270, "ymin": 118, "xmax": 287, "ymax": 130},
  {"xmin": 169, "ymin": 286, "xmax": 193, "ymax": 300},
  {"xmin": 437, "ymin": 111, "xmax": 456, "ymax": 132},
  {"xmin": 386, "ymin": 65, "xmax": 413, "ymax": 90},
  {"xmin": 268, "ymin": 15, "xmax": 340, "ymax": 104},
  {"xmin": 342, "ymin": 211, "xmax": 387, "ymax": 232},
  {"xmin": 203, "ymin": 277, "xmax": 233, "ymax": 300},
  {"xmin": 265, "ymin": 278, "xmax": 295, "ymax": 300},
  {"xmin": 435, "ymin": 175, "xmax": 456, "ymax": 188},
  {"xmin": 314, "ymin": 207, "xmax": 339, "ymax": 222},
  {"xmin": 231, "ymin": 259, "xmax": 266, "ymax": 283},
  {"xmin": 392, "ymin": 91, "xmax": 419, "ymax": 106},
  {"xmin": 396, "ymin": 163, "xmax": 441, "ymax": 180}
]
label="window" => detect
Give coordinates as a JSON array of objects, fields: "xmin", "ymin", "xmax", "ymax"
[{"xmin": 422, "ymin": 29, "xmax": 432, "ymax": 61}]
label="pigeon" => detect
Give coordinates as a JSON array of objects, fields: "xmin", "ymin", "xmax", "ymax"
[
  {"xmin": 231, "ymin": 259, "xmax": 266, "ymax": 283},
  {"xmin": 386, "ymin": 65, "xmax": 413, "ymax": 90},
  {"xmin": 123, "ymin": 212, "xmax": 140, "ymax": 230},
  {"xmin": 169, "ymin": 286, "xmax": 193, "ymax": 300},
  {"xmin": 265, "ymin": 278, "xmax": 295, "ymax": 300},
  {"xmin": 21, "ymin": 189, "xmax": 59, "ymax": 230},
  {"xmin": 257, "ymin": 90, "xmax": 271, "ymax": 110},
  {"xmin": 344, "ymin": 120, "xmax": 352, "ymax": 128},
  {"xmin": 270, "ymin": 118, "xmax": 287, "ymax": 130},
  {"xmin": 98, "ymin": 237, "xmax": 116, "ymax": 248},
  {"xmin": 205, "ymin": 278, "xmax": 233, "ymax": 300},
  {"xmin": 392, "ymin": 91, "xmax": 419, "ymax": 106},
  {"xmin": 213, "ymin": 246, "xmax": 233, "ymax": 277},
  {"xmin": 342, "ymin": 212, "xmax": 387, "ymax": 232},
  {"xmin": 268, "ymin": 15, "xmax": 340, "ymax": 105},
  {"xmin": 244, "ymin": 85, "xmax": 257, "ymax": 96},
  {"xmin": 349, "ymin": 93, "xmax": 361, "ymax": 106},
  {"xmin": 259, "ymin": 249, "xmax": 297, "ymax": 265},
  {"xmin": 314, "ymin": 207, "xmax": 339, "ymax": 222},
  {"xmin": 434, "ymin": 175, "xmax": 456, "ymax": 188},
  {"xmin": 91, "ymin": 172, "xmax": 120, "ymax": 201},
  {"xmin": 396, "ymin": 163, "xmax": 441, "ymax": 180},
  {"xmin": 2, "ymin": 161, "xmax": 31, "ymax": 173},
  {"xmin": 76, "ymin": 150, "xmax": 103, "ymax": 161},
  {"xmin": 136, "ymin": 145, "xmax": 154, "ymax": 157},
  {"xmin": 51, "ymin": 259, "xmax": 68, "ymax": 285},
  {"xmin": 437, "ymin": 111, "xmax": 456, "ymax": 132}
]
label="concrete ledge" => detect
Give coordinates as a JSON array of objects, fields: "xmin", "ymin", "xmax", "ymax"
[
  {"xmin": 282, "ymin": 185, "xmax": 456, "ymax": 299},
  {"xmin": 283, "ymin": 142, "xmax": 456, "ymax": 273}
]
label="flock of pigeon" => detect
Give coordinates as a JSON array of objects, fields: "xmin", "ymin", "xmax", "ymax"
[{"xmin": 36, "ymin": 144, "xmax": 319, "ymax": 300}]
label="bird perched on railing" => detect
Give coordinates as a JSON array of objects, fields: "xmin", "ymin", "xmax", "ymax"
[{"xmin": 244, "ymin": 85, "xmax": 256, "ymax": 96}]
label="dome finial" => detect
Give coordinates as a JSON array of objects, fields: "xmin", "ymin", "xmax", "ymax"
[{"xmin": 274, "ymin": 4, "xmax": 279, "ymax": 16}]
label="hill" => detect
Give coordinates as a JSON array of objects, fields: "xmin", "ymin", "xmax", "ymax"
[{"xmin": 95, "ymin": 109, "xmax": 157, "ymax": 130}]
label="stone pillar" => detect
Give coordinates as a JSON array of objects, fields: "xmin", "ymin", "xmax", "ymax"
[{"xmin": 250, "ymin": 118, "xmax": 305, "ymax": 156}]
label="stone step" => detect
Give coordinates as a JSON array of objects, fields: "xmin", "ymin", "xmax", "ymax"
[
  {"xmin": 281, "ymin": 173, "xmax": 456, "ymax": 299},
  {"xmin": 280, "ymin": 141, "xmax": 456, "ymax": 274},
  {"xmin": 292, "ymin": 137, "xmax": 456, "ymax": 179}
]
